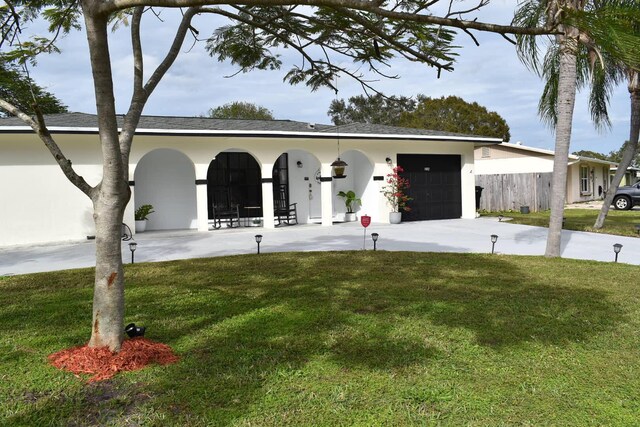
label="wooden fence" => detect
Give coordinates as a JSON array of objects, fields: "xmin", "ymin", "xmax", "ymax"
[{"xmin": 475, "ymin": 173, "xmax": 553, "ymax": 212}]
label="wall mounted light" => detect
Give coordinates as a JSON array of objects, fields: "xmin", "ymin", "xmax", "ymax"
[
  {"xmin": 613, "ymin": 243, "xmax": 622, "ymax": 262},
  {"xmin": 255, "ymin": 234, "xmax": 263, "ymax": 254},
  {"xmin": 490, "ymin": 234, "xmax": 498, "ymax": 254},
  {"xmin": 385, "ymin": 157, "xmax": 392, "ymax": 165},
  {"xmin": 129, "ymin": 242, "xmax": 137, "ymax": 264},
  {"xmin": 371, "ymin": 233, "xmax": 379, "ymax": 251},
  {"xmin": 296, "ymin": 161, "xmax": 303, "ymax": 168}
]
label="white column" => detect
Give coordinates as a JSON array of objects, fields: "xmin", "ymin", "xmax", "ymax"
[
  {"xmin": 194, "ymin": 164, "xmax": 210, "ymax": 231},
  {"xmin": 321, "ymin": 163, "xmax": 333, "ymax": 226},
  {"xmin": 262, "ymin": 165, "xmax": 275, "ymax": 229}
]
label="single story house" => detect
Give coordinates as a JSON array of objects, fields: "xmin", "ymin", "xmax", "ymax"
[
  {"xmin": 0, "ymin": 113, "xmax": 500, "ymax": 246},
  {"xmin": 474, "ymin": 142, "xmax": 617, "ymax": 212},
  {"xmin": 610, "ymin": 166, "xmax": 640, "ymax": 186}
]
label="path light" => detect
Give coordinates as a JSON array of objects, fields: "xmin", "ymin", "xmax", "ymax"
[
  {"xmin": 490, "ymin": 234, "xmax": 498, "ymax": 254},
  {"xmin": 613, "ymin": 243, "xmax": 623, "ymax": 263},
  {"xmin": 128, "ymin": 242, "xmax": 137, "ymax": 264},
  {"xmin": 255, "ymin": 234, "xmax": 263, "ymax": 254},
  {"xmin": 371, "ymin": 233, "xmax": 379, "ymax": 251},
  {"xmin": 498, "ymin": 215, "xmax": 503, "ymax": 222}
]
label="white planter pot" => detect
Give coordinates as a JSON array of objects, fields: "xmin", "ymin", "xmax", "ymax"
[
  {"xmin": 345, "ymin": 212, "xmax": 357, "ymax": 222},
  {"xmin": 135, "ymin": 220, "xmax": 147, "ymax": 232},
  {"xmin": 389, "ymin": 212, "xmax": 402, "ymax": 224}
]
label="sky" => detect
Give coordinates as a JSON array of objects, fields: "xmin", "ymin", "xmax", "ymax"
[{"xmin": 23, "ymin": 1, "xmax": 632, "ymax": 155}]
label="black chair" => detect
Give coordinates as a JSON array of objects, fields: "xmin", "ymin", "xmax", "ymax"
[
  {"xmin": 211, "ymin": 191, "xmax": 240, "ymax": 229},
  {"xmin": 274, "ymin": 187, "xmax": 297, "ymax": 226}
]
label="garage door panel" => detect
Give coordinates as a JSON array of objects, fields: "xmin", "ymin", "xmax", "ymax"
[{"xmin": 398, "ymin": 154, "xmax": 462, "ymax": 221}]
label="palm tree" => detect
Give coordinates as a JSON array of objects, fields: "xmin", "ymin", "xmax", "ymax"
[
  {"xmin": 594, "ymin": 74, "xmax": 640, "ymax": 228},
  {"xmin": 514, "ymin": 0, "xmax": 639, "ymax": 257}
]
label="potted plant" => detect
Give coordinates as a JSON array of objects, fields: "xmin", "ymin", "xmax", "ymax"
[
  {"xmin": 382, "ymin": 166, "xmax": 412, "ymax": 224},
  {"xmin": 337, "ymin": 190, "xmax": 361, "ymax": 221},
  {"xmin": 134, "ymin": 204, "xmax": 154, "ymax": 232}
]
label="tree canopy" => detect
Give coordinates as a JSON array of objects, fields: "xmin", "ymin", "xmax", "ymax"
[
  {"xmin": 328, "ymin": 94, "xmax": 416, "ymax": 126},
  {"xmin": 328, "ymin": 94, "xmax": 510, "ymax": 140},
  {"xmin": 207, "ymin": 101, "xmax": 274, "ymax": 120},
  {"xmin": 0, "ymin": 62, "xmax": 67, "ymax": 118},
  {"xmin": 399, "ymin": 96, "xmax": 510, "ymax": 141}
]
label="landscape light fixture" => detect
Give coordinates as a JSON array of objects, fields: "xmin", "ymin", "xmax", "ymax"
[
  {"xmin": 490, "ymin": 234, "xmax": 498, "ymax": 254},
  {"xmin": 498, "ymin": 215, "xmax": 503, "ymax": 222},
  {"xmin": 371, "ymin": 233, "xmax": 379, "ymax": 251},
  {"xmin": 255, "ymin": 234, "xmax": 263, "ymax": 254},
  {"xmin": 128, "ymin": 241, "xmax": 137, "ymax": 264},
  {"xmin": 613, "ymin": 243, "xmax": 623, "ymax": 263}
]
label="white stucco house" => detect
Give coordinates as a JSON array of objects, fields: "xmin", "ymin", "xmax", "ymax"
[
  {"xmin": 0, "ymin": 113, "xmax": 500, "ymax": 246},
  {"xmin": 474, "ymin": 142, "xmax": 617, "ymax": 212}
]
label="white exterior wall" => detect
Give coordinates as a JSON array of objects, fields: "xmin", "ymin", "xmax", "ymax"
[
  {"xmin": 0, "ymin": 134, "xmax": 102, "ymax": 246},
  {"xmin": 566, "ymin": 161, "xmax": 611, "ymax": 203},
  {"xmin": 1, "ymin": 132, "xmax": 480, "ymax": 246}
]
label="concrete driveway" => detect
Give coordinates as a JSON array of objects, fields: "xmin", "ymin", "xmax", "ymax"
[{"xmin": 1, "ymin": 218, "xmax": 638, "ymax": 276}]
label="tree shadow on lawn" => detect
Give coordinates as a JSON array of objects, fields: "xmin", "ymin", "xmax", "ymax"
[{"xmin": 1, "ymin": 252, "xmax": 630, "ymax": 424}]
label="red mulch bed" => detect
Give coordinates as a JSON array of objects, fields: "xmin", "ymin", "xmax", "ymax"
[{"xmin": 48, "ymin": 337, "xmax": 179, "ymax": 382}]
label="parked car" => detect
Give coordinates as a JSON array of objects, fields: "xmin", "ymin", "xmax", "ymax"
[{"xmin": 612, "ymin": 180, "xmax": 640, "ymax": 210}]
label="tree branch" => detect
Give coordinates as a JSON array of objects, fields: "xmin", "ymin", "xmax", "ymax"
[
  {"xmin": 119, "ymin": 6, "xmax": 199, "ymax": 158},
  {"xmin": 98, "ymin": 0, "xmax": 556, "ymax": 37}
]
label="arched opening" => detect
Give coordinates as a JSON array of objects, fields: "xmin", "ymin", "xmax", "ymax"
[
  {"xmin": 207, "ymin": 151, "xmax": 262, "ymax": 223},
  {"xmin": 273, "ymin": 150, "xmax": 322, "ymax": 224},
  {"xmin": 332, "ymin": 150, "xmax": 375, "ymax": 221},
  {"xmin": 134, "ymin": 149, "xmax": 197, "ymax": 231}
]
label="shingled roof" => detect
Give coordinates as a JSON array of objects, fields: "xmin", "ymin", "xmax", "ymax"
[{"xmin": 0, "ymin": 112, "xmax": 502, "ymax": 143}]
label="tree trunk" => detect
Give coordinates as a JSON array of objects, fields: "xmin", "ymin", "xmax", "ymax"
[
  {"xmin": 545, "ymin": 33, "xmax": 579, "ymax": 257},
  {"xmin": 594, "ymin": 71, "xmax": 640, "ymax": 229},
  {"xmin": 83, "ymin": 7, "xmax": 130, "ymax": 352}
]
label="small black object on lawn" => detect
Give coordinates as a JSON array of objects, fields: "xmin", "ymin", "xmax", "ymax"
[
  {"xmin": 129, "ymin": 241, "xmax": 137, "ymax": 264},
  {"xmin": 255, "ymin": 234, "xmax": 263, "ymax": 254},
  {"xmin": 490, "ymin": 234, "xmax": 498, "ymax": 254},
  {"xmin": 613, "ymin": 243, "xmax": 623, "ymax": 263},
  {"xmin": 371, "ymin": 233, "xmax": 379, "ymax": 251},
  {"xmin": 125, "ymin": 323, "xmax": 146, "ymax": 338}
]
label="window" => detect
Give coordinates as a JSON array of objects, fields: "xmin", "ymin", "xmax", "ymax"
[{"xmin": 580, "ymin": 165, "xmax": 590, "ymax": 194}]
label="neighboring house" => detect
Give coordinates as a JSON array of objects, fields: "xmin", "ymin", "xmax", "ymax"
[
  {"xmin": 0, "ymin": 113, "xmax": 500, "ymax": 246},
  {"xmin": 610, "ymin": 166, "xmax": 640, "ymax": 186},
  {"xmin": 474, "ymin": 142, "xmax": 616, "ymax": 212}
]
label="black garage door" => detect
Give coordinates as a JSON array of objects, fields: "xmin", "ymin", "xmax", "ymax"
[{"xmin": 397, "ymin": 154, "xmax": 462, "ymax": 221}]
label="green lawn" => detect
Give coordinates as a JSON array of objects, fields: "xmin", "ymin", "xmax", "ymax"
[
  {"xmin": 483, "ymin": 208, "xmax": 640, "ymax": 237},
  {"xmin": 2, "ymin": 252, "xmax": 640, "ymax": 426}
]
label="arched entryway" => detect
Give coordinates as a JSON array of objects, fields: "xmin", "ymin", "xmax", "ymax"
[
  {"xmin": 134, "ymin": 149, "xmax": 197, "ymax": 231},
  {"xmin": 332, "ymin": 150, "xmax": 375, "ymax": 221},
  {"xmin": 273, "ymin": 150, "xmax": 322, "ymax": 224},
  {"xmin": 207, "ymin": 151, "xmax": 263, "ymax": 222}
]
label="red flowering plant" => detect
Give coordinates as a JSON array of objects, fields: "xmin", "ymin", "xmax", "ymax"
[{"xmin": 382, "ymin": 166, "xmax": 413, "ymax": 212}]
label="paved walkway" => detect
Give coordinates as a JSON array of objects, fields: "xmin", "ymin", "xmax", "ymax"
[{"xmin": 1, "ymin": 218, "xmax": 638, "ymax": 276}]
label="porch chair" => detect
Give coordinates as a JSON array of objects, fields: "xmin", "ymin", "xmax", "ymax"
[
  {"xmin": 274, "ymin": 186, "xmax": 298, "ymax": 226},
  {"xmin": 211, "ymin": 190, "xmax": 240, "ymax": 229}
]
